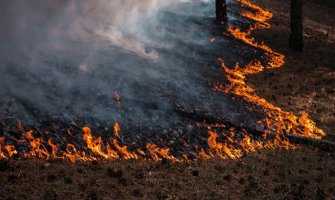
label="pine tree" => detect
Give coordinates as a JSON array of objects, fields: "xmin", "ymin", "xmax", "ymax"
[
  {"xmin": 289, "ymin": 0, "xmax": 303, "ymax": 51},
  {"xmin": 216, "ymin": 0, "xmax": 227, "ymax": 24}
]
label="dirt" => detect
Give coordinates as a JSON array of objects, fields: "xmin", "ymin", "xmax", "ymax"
[
  {"xmin": 248, "ymin": 0, "xmax": 335, "ymax": 135},
  {"xmin": 0, "ymin": 147, "xmax": 334, "ymax": 200}
]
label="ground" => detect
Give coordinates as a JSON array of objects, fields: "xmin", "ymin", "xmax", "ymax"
[
  {"xmin": 0, "ymin": 0, "xmax": 334, "ymax": 199},
  {"xmin": 0, "ymin": 147, "xmax": 334, "ymax": 200}
]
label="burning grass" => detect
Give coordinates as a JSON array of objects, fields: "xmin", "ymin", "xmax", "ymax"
[
  {"xmin": 246, "ymin": 0, "xmax": 335, "ymax": 136},
  {"xmin": 0, "ymin": 0, "xmax": 330, "ymax": 164},
  {"xmin": 0, "ymin": 0, "xmax": 334, "ymax": 199},
  {"xmin": 212, "ymin": 0, "xmax": 326, "ymax": 140},
  {"xmin": 0, "ymin": 123, "xmax": 297, "ymax": 163}
]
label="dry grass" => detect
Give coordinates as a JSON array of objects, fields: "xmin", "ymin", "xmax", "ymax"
[{"xmin": 0, "ymin": 147, "xmax": 334, "ymax": 200}]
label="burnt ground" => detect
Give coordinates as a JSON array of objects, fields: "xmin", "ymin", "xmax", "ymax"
[
  {"xmin": 0, "ymin": 0, "xmax": 284, "ymax": 159},
  {"xmin": 0, "ymin": 0, "xmax": 335, "ymax": 199},
  {"xmin": 0, "ymin": 147, "xmax": 334, "ymax": 200},
  {"xmin": 248, "ymin": 0, "xmax": 335, "ymax": 135}
]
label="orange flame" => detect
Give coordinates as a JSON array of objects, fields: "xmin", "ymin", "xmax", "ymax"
[
  {"xmin": 23, "ymin": 130, "xmax": 50, "ymax": 160},
  {"xmin": 48, "ymin": 139, "xmax": 64, "ymax": 159},
  {"xmin": 146, "ymin": 143, "xmax": 179, "ymax": 161},
  {"xmin": 112, "ymin": 139, "xmax": 138, "ymax": 159},
  {"xmin": 215, "ymin": 0, "xmax": 326, "ymax": 139},
  {"xmin": 114, "ymin": 123, "xmax": 120, "ymax": 138},
  {"xmin": 0, "ymin": 0, "xmax": 326, "ymax": 163}
]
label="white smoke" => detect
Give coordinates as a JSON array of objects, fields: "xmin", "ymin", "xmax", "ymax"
[
  {"xmin": 55, "ymin": 0, "xmax": 192, "ymax": 60},
  {"xmin": 0, "ymin": 0, "xmax": 194, "ymax": 62},
  {"xmin": 0, "ymin": 0, "xmax": 222, "ymax": 126}
]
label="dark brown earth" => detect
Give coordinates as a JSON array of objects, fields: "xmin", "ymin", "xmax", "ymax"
[
  {"xmin": 1, "ymin": 0, "xmax": 334, "ymax": 199},
  {"xmin": 0, "ymin": 147, "xmax": 334, "ymax": 200}
]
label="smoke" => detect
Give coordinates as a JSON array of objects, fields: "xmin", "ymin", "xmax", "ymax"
[
  {"xmin": 0, "ymin": 0, "xmax": 187, "ymax": 61},
  {"xmin": 0, "ymin": 0, "xmax": 255, "ymax": 130}
]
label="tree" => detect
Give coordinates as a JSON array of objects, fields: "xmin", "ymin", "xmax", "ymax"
[
  {"xmin": 216, "ymin": 0, "xmax": 227, "ymax": 24},
  {"xmin": 289, "ymin": 0, "xmax": 303, "ymax": 52}
]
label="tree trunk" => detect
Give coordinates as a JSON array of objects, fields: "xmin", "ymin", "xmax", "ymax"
[
  {"xmin": 289, "ymin": 0, "xmax": 303, "ymax": 52},
  {"xmin": 216, "ymin": 0, "xmax": 227, "ymax": 24}
]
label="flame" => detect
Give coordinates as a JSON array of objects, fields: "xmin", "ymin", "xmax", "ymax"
[
  {"xmin": 207, "ymin": 131, "xmax": 243, "ymax": 159},
  {"xmin": 237, "ymin": 0, "xmax": 272, "ymax": 27},
  {"xmin": 0, "ymin": 137, "xmax": 6, "ymax": 159},
  {"xmin": 215, "ymin": 0, "xmax": 325, "ymax": 139},
  {"xmin": 114, "ymin": 123, "xmax": 120, "ymax": 138},
  {"xmin": 0, "ymin": 0, "xmax": 326, "ymax": 163},
  {"xmin": 23, "ymin": 130, "xmax": 50, "ymax": 160},
  {"xmin": 204, "ymin": 129, "xmax": 295, "ymax": 160},
  {"xmin": 237, "ymin": 0, "xmax": 272, "ymax": 17},
  {"xmin": 198, "ymin": 148, "xmax": 211, "ymax": 159},
  {"xmin": 82, "ymin": 127, "xmax": 110, "ymax": 159},
  {"xmin": 63, "ymin": 143, "xmax": 87, "ymax": 163},
  {"xmin": 214, "ymin": 56, "xmax": 324, "ymax": 139},
  {"xmin": 198, "ymin": 0, "xmax": 325, "ymax": 161},
  {"xmin": 112, "ymin": 139, "xmax": 138, "ymax": 159},
  {"xmin": 146, "ymin": 143, "xmax": 178, "ymax": 161},
  {"xmin": 4, "ymin": 145, "xmax": 17, "ymax": 157},
  {"xmin": 48, "ymin": 139, "xmax": 64, "ymax": 159},
  {"xmin": 0, "ymin": 123, "xmax": 183, "ymax": 162}
]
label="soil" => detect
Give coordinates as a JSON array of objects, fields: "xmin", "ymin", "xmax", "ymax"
[{"xmin": 0, "ymin": 147, "xmax": 334, "ymax": 200}]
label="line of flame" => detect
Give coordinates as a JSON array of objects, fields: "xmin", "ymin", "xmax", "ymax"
[
  {"xmin": 0, "ymin": 0, "xmax": 326, "ymax": 162},
  {"xmin": 211, "ymin": 0, "xmax": 325, "ymax": 139}
]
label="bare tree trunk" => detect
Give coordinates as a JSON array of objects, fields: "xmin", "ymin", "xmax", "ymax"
[
  {"xmin": 216, "ymin": 0, "xmax": 227, "ymax": 24},
  {"xmin": 289, "ymin": 0, "xmax": 303, "ymax": 52}
]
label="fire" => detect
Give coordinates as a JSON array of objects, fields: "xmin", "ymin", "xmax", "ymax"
[
  {"xmin": 207, "ymin": 131, "xmax": 239, "ymax": 159},
  {"xmin": 83, "ymin": 127, "xmax": 110, "ymax": 159},
  {"xmin": 48, "ymin": 139, "xmax": 63, "ymax": 159},
  {"xmin": 23, "ymin": 130, "xmax": 50, "ymax": 160},
  {"xmin": 114, "ymin": 123, "xmax": 120, "ymax": 138},
  {"xmin": 213, "ymin": 58, "xmax": 325, "ymax": 139},
  {"xmin": 4, "ymin": 145, "xmax": 17, "ymax": 157},
  {"xmin": 215, "ymin": 0, "xmax": 326, "ymax": 139},
  {"xmin": 112, "ymin": 139, "xmax": 138, "ymax": 159},
  {"xmin": 202, "ymin": 128, "xmax": 295, "ymax": 160},
  {"xmin": 228, "ymin": 26, "xmax": 272, "ymax": 53},
  {"xmin": 237, "ymin": 0, "xmax": 272, "ymax": 27},
  {"xmin": 146, "ymin": 143, "xmax": 178, "ymax": 161},
  {"xmin": 237, "ymin": 0, "xmax": 272, "ymax": 18},
  {"xmin": 0, "ymin": 0, "xmax": 326, "ymax": 163},
  {"xmin": 0, "ymin": 123, "xmax": 182, "ymax": 162},
  {"xmin": 198, "ymin": 148, "xmax": 211, "ymax": 159},
  {"xmin": 241, "ymin": 12, "xmax": 271, "ymax": 27}
]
